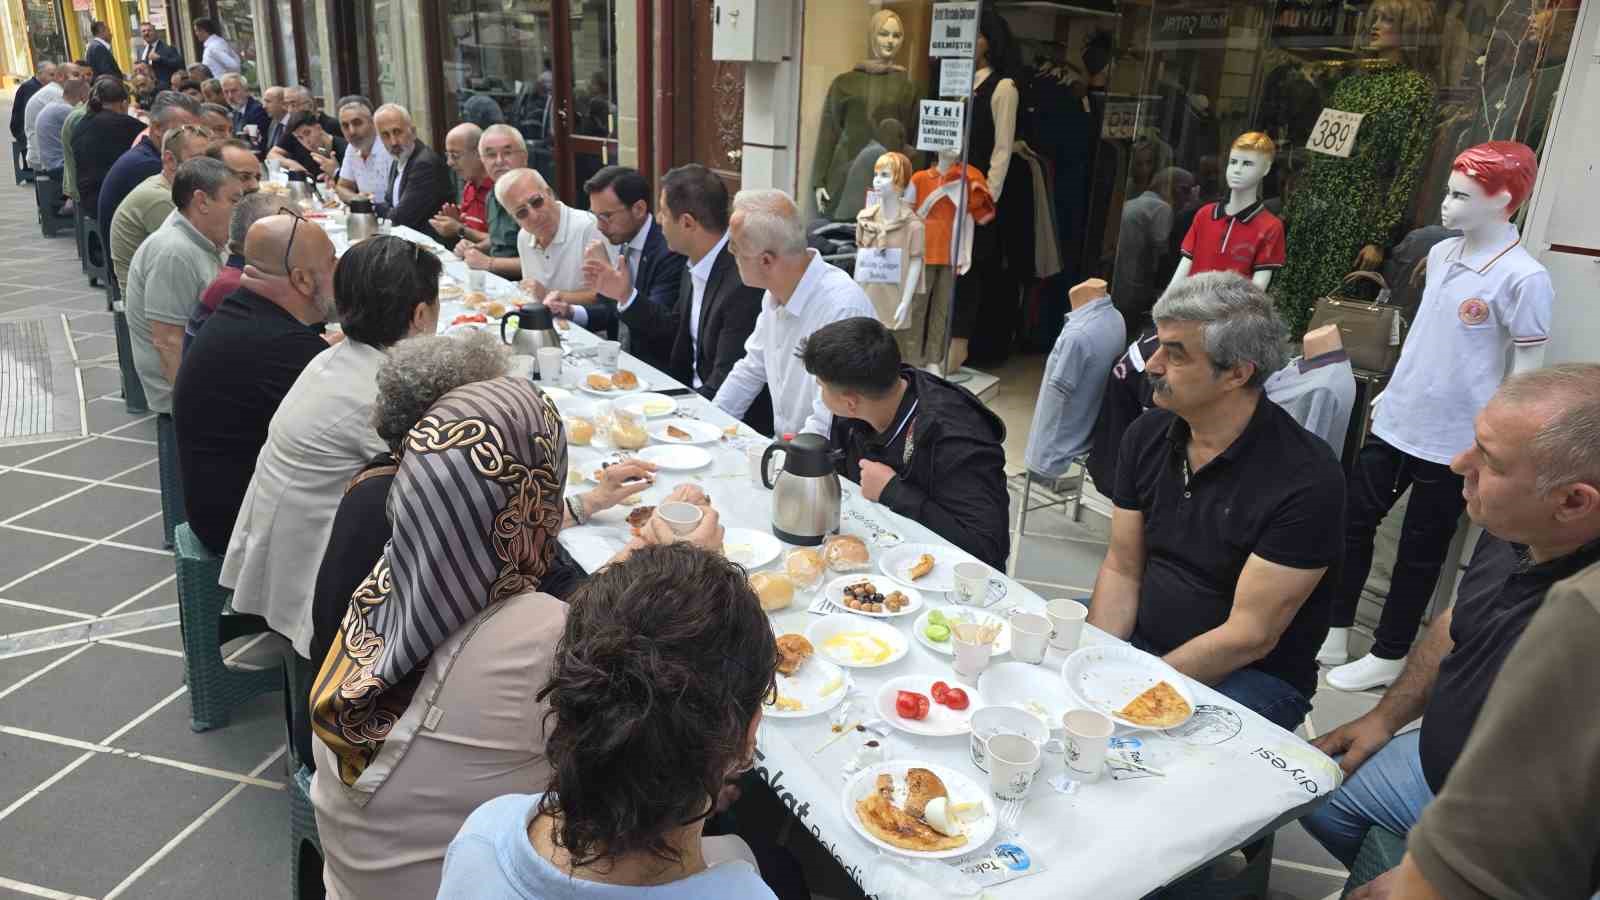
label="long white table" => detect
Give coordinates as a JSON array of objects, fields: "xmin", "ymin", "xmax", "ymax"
[{"xmin": 359, "ymin": 223, "xmax": 1342, "ymax": 898}]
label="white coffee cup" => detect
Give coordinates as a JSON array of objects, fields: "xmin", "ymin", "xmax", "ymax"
[
  {"xmin": 953, "ymin": 561, "xmax": 989, "ymax": 606},
  {"xmin": 1008, "ymin": 612, "xmax": 1051, "ymax": 664},
  {"xmin": 988, "ymin": 733, "xmax": 1042, "ymax": 801},
  {"xmin": 969, "ymin": 706, "xmax": 1049, "ymax": 773},
  {"xmin": 951, "ymin": 622, "xmax": 994, "ymax": 679},
  {"xmin": 467, "ymin": 268, "xmax": 486, "ymax": 292},
  {"xmin": 656, "ymin": 501, "xmax": 704, "ymax": 536},
  {"xmin": 1062, "ymin": 709, "xmax": 1115, "ymax": 783},
  {"xmin": 537, "ymin": 347, "xmax": 563, "ymax": 382},
  {"xmin": 597, "ymin": 340, "xmax": 622, "ymax": 367},
  {"xmin": 1046, "ymin": 598, "xmax": 1089, "ymax": 651},
  {"xmin": 747, "ymin": 444, "xmax": 770, "ymax": 487}
]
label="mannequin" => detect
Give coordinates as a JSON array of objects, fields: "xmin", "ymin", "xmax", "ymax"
[
  {"xmin": 1271, "ymin": 0, "xmax": 1438, "ymax": 335},
  {"xmin": 1170, "ymin": 132, "xmax": 1285, "ymax": 292},
  {"xmin": 952, "ymin": 10, "xmax": 1021, "ymax": 374},
  {"xmin": 1322, "ymin": 141, "xmax": 1553, "ymax": 689},
  {"xmin": 855, "ymin": 151, "xmax": 926, "ymax": 351},
  {"xmin": 1263, "ymin": 324, "xmax": 1356, "ymax": 459},
  {"xmin": 908, "ymin": 149, "xmax": 995, "ymax": 369},
  {"xmin": 811, "ymin": 10, "xmax": 918, "ymax": 220}
]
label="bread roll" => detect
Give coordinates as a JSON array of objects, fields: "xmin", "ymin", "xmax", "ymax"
[
  {"xmin": 611, "ymin": 369, "xmax": 639, "ymax": 390},
  {"xmin": 565, "ymin": 416, "xmax": 594, "ymax": 446},
  {"xmin": 586, "ymin": 373, "xmax": 613, "ymax": 391},
  {"xmin": 751, "ymin": 572, "xmax": 795, "ymax": 611},
  {"xmin": 824, "ymin": 535, "xmax": 870, "ymax": 571},
  {"xmin": 785, "ymin": 549, "xmax": 825, "ymax": 588}
]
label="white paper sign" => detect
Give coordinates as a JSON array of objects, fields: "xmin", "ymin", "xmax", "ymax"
[
  {"xmin": 854, "ymin": 247, "xmax": 903, "ymax": 285},
  {"xmin": 1101, "ymin": 101, "xmax": 1140, "ymax": 140},
  {"xmin": 1305, "ymin": 108, "xmax": 1366, "ymax": 158},
  {"xmin": 929, "ymin": 2, "xmax": 979, "ymax": 58},
  {"xmin": 916, "ymin": 99, "xmax": 965, "ymax": 152},
  {"xmin": 939, "ymin": 58, "xmax": 974, "ymax": 98},
  {"xmin": 148, "ymin": 8, "xmax": 167, "ymax": 27}
]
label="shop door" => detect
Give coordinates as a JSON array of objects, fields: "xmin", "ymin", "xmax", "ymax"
[{"xmin": 687, "ymin": 0, "xmax": 743, "ymax": 190}]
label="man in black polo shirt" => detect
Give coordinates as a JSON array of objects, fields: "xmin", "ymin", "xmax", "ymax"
[
  {"xmin": 800, "ymin": 316, "xmax": 1010, "ymax": 568},
  {"xmin": 1300, "ymin": 363, "xmax": 1600, "ymax": 888},
  {"xmin": 1087, "ymin": 272, "xmax": 1345, "ymax": 731},
  {"xmin": 173, "ymin": 213, "xmax": 340, "ymax": 554}
]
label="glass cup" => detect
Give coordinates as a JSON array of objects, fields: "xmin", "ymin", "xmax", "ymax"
[
  {"xmin": 953, "ymin": 561, "xmax": 989, "ymax": 606},
  {"xmin": 1046, "ymin": 598, "xmax": 1089, "ymax": 651},
  {"xmin": 1062, "ymin": 709, "xmax": 1115, "ymax": 783},
  {"xmin": 467, "ymin": 268, "xmax": 486, "ymax": 292},
  {"xmin": 748, "ymin": 443, "xmax": 771, "ymax": 488},
  {"xmin": 536, "ymin": 347, "xmax": 563, "ymax": 382},
  {"xmin": 1008, "ymin": 612, "xmax": 1051, "ymax": 664},
  {"xmin": 597, "ymin": 340, "xmax": 621, "ymax": 368},
  {"xmin": 988, "ymin": 734, "xmax": 1042, "ymax": 801}
]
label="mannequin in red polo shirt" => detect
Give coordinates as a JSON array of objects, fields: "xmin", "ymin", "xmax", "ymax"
[{"xmin": 1169, "ymin": 131, "xmax": 1286, "ymax": 292}]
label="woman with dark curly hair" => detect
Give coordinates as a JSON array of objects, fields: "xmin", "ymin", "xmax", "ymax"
[{"xmin": 437, "ymin": 542, "xmax": 780, "ymax": 898}]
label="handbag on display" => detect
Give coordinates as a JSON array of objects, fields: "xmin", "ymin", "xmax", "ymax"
[{"xmin": 1306, "ymin": 271, "xmax": 1407, "ymax": 374}]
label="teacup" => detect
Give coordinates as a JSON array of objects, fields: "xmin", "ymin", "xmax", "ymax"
[
  {"xmin": 969, "ymin": 705, "xmax": 1049, "ymax": 773},
  {"xmin": 1008, "ymin": 612, "xmax": 1051, "ymax": 664},
  {"xmin": 988, "ymin": 734, "xmax": 1042, "ymax": 801},
  {"xmin": 1046, "ymin": 598, "xmax": 1088, "ymax": 651}
]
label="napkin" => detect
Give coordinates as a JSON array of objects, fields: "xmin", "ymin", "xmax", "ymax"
[{"xmin": 861, "ymin": 854, "xmax": 985, "ymax": 900}]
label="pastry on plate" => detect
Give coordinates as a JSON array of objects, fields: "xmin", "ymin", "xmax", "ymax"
[
  {"xmin": 586, "ymin": 373, "xmax": 613, "ymax": 391},
  {"xmin": 1118, "ymin": 680, "xmax": 1192, "ymax": 727},
  {"xmin": 785, "ymin": 549, "xmax": 825, "ymax": 587},
  {"xmin": 775, "ymin": 633, "xmax": 813, "ymax": 675},
  {"xmin": 907, "ymin": 553, "xmax": 935, "ymax": 581},
  {"xmin": 855, "ymin": 776, "xmax": 966, "ymax": 852},
  {"xmin": 611, "ymin": 369, "xmax": 639, "ymax": 390},
  {"xmin": 625, "ymin": 505, "xmax": 656, "ymax": 534},
  {"xmin": 904, "ymin": 767, "xmax": 948, "ymax": 818},
  {"xmin": 666, "ymin": 424, "xmax": 692, "ymax": 440},
  {"xmin": 750, "ymin": 572, "xmax": 795, "ymax": 612},
  {"xmin": 824, "ymin": 535, "xmax": 870, "ymax": 571},
  {"xmin": 463, "ymin": 291, "xmax": 487, "ymax": 308},
  {"xmin": 438, "ymin": 283, "xmax": 463, "ymax": 298},
  {"xmin": 564, "ymin": 416, "xmax": 594, "ymax": 446},
  {"xmin": 484, "ymin": 300, "xmax": 507, "ymax": 318}
]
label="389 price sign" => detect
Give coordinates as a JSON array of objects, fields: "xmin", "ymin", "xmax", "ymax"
[{"xmin": 1305, "ymin": 108, "xmax": 1366, "ymax": 159}]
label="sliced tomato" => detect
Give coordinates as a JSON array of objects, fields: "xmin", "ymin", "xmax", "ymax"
[
  {"xmin": 943, "ymin": 687, "xmax": 970, "ymax": 710},
  {"xmin": 930, "ymin": 680, "xmax": 951, "ymax": 704},
  {"xmin": 895, "ymin": 690, "xmax": 930, "ymax": 720}
]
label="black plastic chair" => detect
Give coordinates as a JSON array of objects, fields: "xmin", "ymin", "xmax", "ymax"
[
  {"xmin": 82, "ymin": 214, "xmax": 109, "ymax": 288},
  {"xmin": 12, "ymin": 141, "xmax": 32, "ymax": 185},
  {"xmin": 33, "ymin": 175, "xmax": 73, "ymax": 237},
  {"xmin": 108, "ymin": 274, "xmax": 149, "ymax": 413}
]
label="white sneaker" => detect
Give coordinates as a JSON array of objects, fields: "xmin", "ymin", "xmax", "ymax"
[
  {"xmin": 1327, "ymin": 652, "xmax": 1406, "ymax": 692},
  {"xmin": 1317, "ymin": 627, "xmax": 1350, "ymax": 666}
]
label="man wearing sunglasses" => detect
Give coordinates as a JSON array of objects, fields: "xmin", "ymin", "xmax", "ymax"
[{"xmin": 498, "ymin": 167, "xmax": 603, "ymax": 316}]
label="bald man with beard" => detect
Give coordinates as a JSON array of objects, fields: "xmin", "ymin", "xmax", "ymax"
[{"xmin": 173, "ymin": 213, "xmax": 344, "ymax": 553}]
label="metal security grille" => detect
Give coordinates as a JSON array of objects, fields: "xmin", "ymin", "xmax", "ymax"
[{"xmin": 0, "ymin": 316, "xmax": 83, "ymax": 445}]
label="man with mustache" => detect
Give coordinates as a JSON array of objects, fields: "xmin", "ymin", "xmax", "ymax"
[{"xmin": 1086, "ymin": 272, "xmax": 1346, "ymax": 731}]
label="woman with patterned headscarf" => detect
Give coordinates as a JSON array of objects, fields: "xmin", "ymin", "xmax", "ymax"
[{"xmin": 306, "ymin": 375, "xmax": 572, "ymax": 900}]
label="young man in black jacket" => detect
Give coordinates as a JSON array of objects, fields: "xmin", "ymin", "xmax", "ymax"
[{"xmin": 801, "ymin": 316, "xmax": 1010, "ymax": 568}]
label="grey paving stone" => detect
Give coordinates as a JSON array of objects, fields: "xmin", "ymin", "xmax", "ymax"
[
  {"xmin": 79, "ymin": 364, "xmax": 124, "ymax": 398},
  {"xmin": 0, "ymin": 751, "xmax": 235, "ymax": 897},
  {"xmin": 0, "ymin": 644, "xmax": 78, "ymax": 695},
  {"xmin": 104, "ymin": 414, "xmax": 160, "ymax": 441},
  {"xmin": 1274, "ymin": 820, "xmax": 1349, "ymax": 875},
  {"xmin": 113, "ymin": 784, "xmax": 288, "ymax": 900},
  {"xmin": 0, "ymin": 469, "xmax": 85, "ymax": 521},
  {"xmin": 0, "ymin": 730, "xmax": 83, "ymax": 814},
  {"xmin": 110, "ymin": 573, "xmax": 178, "ymax": 613},
  {"xmin": 84, "ymin": 398, "xmax": 155, "ymax": 436},
  {"xmin": 0, "ymin": 600, "xmax": 80, "ymax": 638},
  {"xmin": 3, "ymin": 542, "xmax": 175, "ymax": 616},
  {"xmin": 22, "ymin": 436, "xmax": 157, "ymax": 480},
  {"xmin": 0, "ymin": 643, "xmax": 182, "ymax": 742},
  {"xmin": 11, "ymin": 483, "xmax": 162, "ymax": 541},
  {"xmin": 68, "ymin": 310, "xmax": 114, "ymax": 333},
  {"xmin": 1265, "ymin": 861, "xmax": 1347, "ymax": 899},
  {"xmin": 72, "ymin": 334, "xmax": 117, "ymax": 361},
  {"xmin": 109, "ymin": 513, "xmax": 170, "ymax": 552},
  {"xmin": 106, "ymin": 622, "xmax": 182, "ymax": 653},
  {"xmin": 53, "ymin": 293, "xmax": 108, "ymax": 313},
  {"xmin": 0, "ymin": 528, "xmax": 87, "ymax": 588},
  {"xmin": 0, "ymin": 437, "xmax": 85, "ymax": 467},
  {"xmin": 113, "ymin": 690, "xmax": 285, "ymax": 779}
]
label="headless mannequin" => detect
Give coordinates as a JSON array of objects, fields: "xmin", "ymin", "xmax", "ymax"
[
  {"xmin": 869, "ymin": 167, "xmax": 924, "ymax": 327},
  {"xmin": 1301, "ymin": 324, "xmax": 1343, "ymax": 358},
  {"xmin": 814, "ymin": 11, "xmax": 910, "ymax": 215},
  {"xmin": 1168, "ymin": 147, "xmax": 1276, "ymax": 292},
  {"xmin": 1070, "ymin": 277, "xmax": 1109, "ymax": 310}
]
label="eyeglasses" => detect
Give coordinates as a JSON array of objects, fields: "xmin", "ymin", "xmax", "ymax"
[
  {"xmin": 278, "ymin": 205, "xmax": 306, "ymax": 276},
  {"xmin": 591, "ymin": 206, "xmax": 628, "ymax": 225},
  {"xmin": 510, "ymin": 194, "xmax": 547, "ymax": 221}
]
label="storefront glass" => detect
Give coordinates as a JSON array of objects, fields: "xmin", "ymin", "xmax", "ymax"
[
  {"xmin": 273, "ymin": 0, "xmax": 300, "ymax": 87},
  {"xmin": 440, "ymin": 0, "xmax": 558, "ymax": 191},
  {"xmin": 212, "ymin": 0, "xmax": 258, "ymax": 84},
  {"xmin": 300, "ymin": 0, "xmax": 324, "ymax": 99},
  {"xmin": 21, "ymin": 0, "xmax": 67, "ymax": 67},
  {"xmin": 567, "ymin": 0, "xmax": 621, "ymax": 195}
]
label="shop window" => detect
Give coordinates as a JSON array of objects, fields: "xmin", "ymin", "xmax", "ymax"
[
  {"xmin": 440, "ymin": 1, "xmax": 557, "ymax": 187},
  {"xmin": 21, "ymin": 0, "xmax": 68, "ymax": 66},
  {"xmin": 212, "ymin": 0, "xmax": 259, "ymax": 84}
]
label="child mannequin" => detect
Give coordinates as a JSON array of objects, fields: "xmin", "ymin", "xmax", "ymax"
[
  {"xmin": 1169, "ymin": 131, "xmax": 1285, "ymax": 292},
  {"xmin": 855, "ymin": 152, "xmax": 926, "ymax": 345}
]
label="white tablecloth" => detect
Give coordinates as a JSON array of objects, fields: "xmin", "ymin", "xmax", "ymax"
[{"xmin": 362, "ymin": 224, "xmax": 1342, "ymax": 899}]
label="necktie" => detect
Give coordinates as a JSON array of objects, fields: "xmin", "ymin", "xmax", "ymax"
[{"xmin": 387, "ymin": 160, "xmax": 401, "ymax": 208}]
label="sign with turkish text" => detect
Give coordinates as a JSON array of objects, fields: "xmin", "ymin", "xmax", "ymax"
[
  {"xmin": 916, "ymin": 99, "xmax": 965, "ymax": 152},
  {"xmin": 938, "ymin": 58, "xmax": 974, "ymax": 98},
  {"xmin": 929, "ymin": 2, "xmax": 978, "ymax": 58},
  {"xmin": 854, "ymin": 248, "xmax": 903, "ymax": 285}
]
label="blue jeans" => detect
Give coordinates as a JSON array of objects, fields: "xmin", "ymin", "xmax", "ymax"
[
  {"xmin": 1300, "ymin": 729, "xmax": 1434, "ymax": 866},
  {"xmin": 1129, "ymin": 633, "xmax": 1312, "ymax": 731}
]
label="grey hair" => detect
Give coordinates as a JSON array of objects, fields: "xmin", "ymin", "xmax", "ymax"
[
  {"xmin": 227, "ymin": 191, "xmax": 280, "ymax": 256},
  {"xmin": 171, "ymin": 157, "xmax": 234, "ymax": 212},
  {"xmin": 494, "ymin": 167, "xmax": 544, "ymax": 206},
  {"xmin": 160, "ymin": 123, "xmax": 210, "ymax": 159},
  {"xmin": 479, "ymin": 123, "xmax": 526, "ymax": 153},
  {"xmin": 371, "ymin": 331, "xmax": 512, "ymax": 450},
  {"xmin": 285, "ymin": 85, "xmax": 311, "ymax": 101},
  {"xmin": 337, "ymin": 96, "xmax": 372, "ymax": 117},
  {"xmin": 373, "ymin": 102, "xmax": 413, "ymax": 125},
  {"xmin": 1151, "ymin": 271, "xmax": 1286, "ymax": 388},
  {"xmin": 149, "ymin": 90, "xmax": 203, "ymax": 127},
  {"xmin": 219, "ymin": 72, "xmax": 246, "ymax": 89},
  {"xmin": 730, "ymin": 188, "xmax": 806, "ymax": 256},
  {"xmin": 1494, "ymin": 364, "xmax": 1600, "ymax": 495}
]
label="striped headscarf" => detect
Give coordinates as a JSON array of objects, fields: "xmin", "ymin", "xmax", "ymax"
[{"xmin": 311, "ymin": 376, "xmax": 567, "ymax": 792}]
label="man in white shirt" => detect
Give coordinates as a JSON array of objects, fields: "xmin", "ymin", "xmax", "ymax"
[
  {"xmin": 497, "ymin": 167, "xmax": 602, "ymax": 307},
  {"xmin": 193, "ymin": 17, "xmax": 242, "ymax": 76},
  {"xmin": 333, "ymin": 97, "xmax": 391, "ymax": 205},
  {"xmin": 713, "ymin": 188, "xmax": 875, "ymax": 437},
  {"xmin": 23, "ymin": 62, "xmax": 71, "ymax": 168}
]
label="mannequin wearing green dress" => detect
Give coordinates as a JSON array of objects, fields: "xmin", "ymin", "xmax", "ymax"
[
  {"xmin": 811, "ymin": 10, "xmax": 919, "ymax": 221},
  {"xmin": 1272, "ymin": 3, "xmax": 1438, "ymax": 335}
]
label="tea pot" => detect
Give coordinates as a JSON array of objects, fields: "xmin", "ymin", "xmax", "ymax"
[
  {"xmin": 762, "ymin": 433, "xmax": 841, "ymax": 545},
  {"xmin": 345, "ymin": 196, "xmax": 379, "ymax": 243},
  {"xmin": 500, "ymin": 303, "xmax": 563, "ymax": 357}
]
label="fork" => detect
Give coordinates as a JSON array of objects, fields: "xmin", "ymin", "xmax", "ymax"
[{"xmin": 997, "ymin": 798, "xmax": 1024, "ymax": 834}]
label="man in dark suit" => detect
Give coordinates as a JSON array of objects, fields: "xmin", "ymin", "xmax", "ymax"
[
  {"xmin": 606, "ymin": 164, "xmax": 771, "ymax": 431},
  {"xmin": 220, "ymin": 74, "xmax": 270, "ymax": 145},
  {"xmin": 9, "ymin": 61, "xmax": 54, "ymax": 166},
  {"xmin": 372, "ymin": 103, "xmax": 453, "ymax": 243},
  {"xmin": 567, "ymin": 166, "xmax": 684, "ymax": 357},
  {"xmin": 86, "ymin": 21, "xmax": 124, "ymax": 80},
  {"xmin": 138, "ymin": 22, "xmax": 184, "ymax": 89}
]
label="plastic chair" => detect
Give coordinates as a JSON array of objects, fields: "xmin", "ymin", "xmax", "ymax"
[
  {"xmin": 1007, "ymin": 460, "xmax": 1094, "ymax": 577},
  {"xmin": 82, "ymin": 214, "xmax": 108, "ymax": 287},
  {"xmin": 12, "ymin": 141, "xmax": 32, "ymax": 184},
  {"xmin": 156, "ymin": 414, "xmax": 186, "ymax": 549},
  {"xmin": 172, "ymin": 523, "xmax": 281, "ymax": 731},
  {"xmin": 1343, "ymin": 827, "xmax": 1406, "ymax": 895},
  {"xmin": 33, "ymin": 175, "xmax": 73, "ymax": 237},
  {"xmin": 109, "ymin": 275, "xmax": 149, "ymax": 413},
  {"xmin": 281, "ymin": 650, "xmax": 326, "ymax": 900}
]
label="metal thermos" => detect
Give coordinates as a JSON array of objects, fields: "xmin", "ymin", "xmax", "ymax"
[
  {"xmin": 345, "ymin": 197, "xmax": 379, "ymax": 243},
  {"xmin": 762, "ymin": 433, "xmax": 841, "ymax": 545},
  {"xmin": 500, "ymin": 303, "xmax": 563, "ymax": 357},
  {"xmin": 285, "ymin": 170, "xmax": 314, "ymax": 208}
]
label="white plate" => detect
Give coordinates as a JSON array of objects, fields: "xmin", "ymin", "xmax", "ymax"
[
  {"xmin": 636, "ymin": 444, "xmax": 713, "ymax": 471},
  {"xmin": 874, "ymin": 674, "xmax": 985, "ymax": 737},
  {"xmin": 578, "ymin": 372, "xmax": 651, "ymax": 396},
  {"xmin": 912, "ymin": 606, "xmax": 1012, "ymax": 657},
  {"xmin": 818, "ymin": 574, "xmax": 924, "ymax": 619},
  {"xmin": 841, "ymin": 761, "xmax": 997, "ymax": 859},
  {"xmin": 878, "ymin": 543, "xmax": 978, "ymax": 594},
  {"xmin": 614, "ymin": 392, "xmax": 678, "ymax": 418},
  {"xmin": 977, "ymin": 661, "xmax": 1075, "ymax": 732},
  {"xmin": 805, "ymin": 614, "xmax": 909, "ymax": 669},
  {"xmin": 1061, "ymin": 643, "xmax": 1197, "ymax": 731},
  {"xmin": 647, "ymin": 418, "xmax": 722, "ymax": 445},
  {"xmin": 722, "ymin": 527, "xmax": 782, "ymax": 570},
  {"xmin": 559, "ymin": 525, "xmax": 630, "ymax": 562},
  {"xmin": 764, "ymin": 651, "xmax": 848, "ymax": 719}
]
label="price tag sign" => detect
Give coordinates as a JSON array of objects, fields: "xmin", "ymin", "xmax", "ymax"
[
  {"xmin": 1101, "ymin": 102, "xmax": 1139, "ymax": 140},
  {"xmin": 929, "ymin": 2, "xmax": 979, "ymax": 58},
  {"xmin": 915, "ymin": 99, "xmax": 965, "ymax": 152},
  {"xmin": 939, "ymin": 58, "xmax": 974, "ymax": 98},
  {"xmin": 854, "ymin": 248, "xmax": 903, "ymax": 285},
  {"xmin": 1305, "ymin": 108, "xmax": 1366, "ymax": 158}
]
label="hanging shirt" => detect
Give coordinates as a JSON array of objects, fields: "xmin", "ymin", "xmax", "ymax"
[{"xmin": 1179, "ymin": 198, "xmax": 1285, "ymax": 278}]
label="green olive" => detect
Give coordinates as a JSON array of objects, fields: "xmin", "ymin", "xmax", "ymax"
[
  {"xmin": 924, "ymin": 622, "xmax": 951, "ymax": 643},
  {"xmin": 927, "ymin": 609, "xmax": 947, "ymax": 626}
]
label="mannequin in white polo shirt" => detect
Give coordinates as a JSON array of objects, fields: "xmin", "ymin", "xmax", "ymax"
[{"xmin": 1323, "ymin": 141, "xmax": 1552, "ymax": 690}]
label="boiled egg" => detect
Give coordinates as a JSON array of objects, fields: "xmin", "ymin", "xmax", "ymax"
[{"xmin": 922, "ymin": 797, "xmax": 963, "ymax": 838}]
